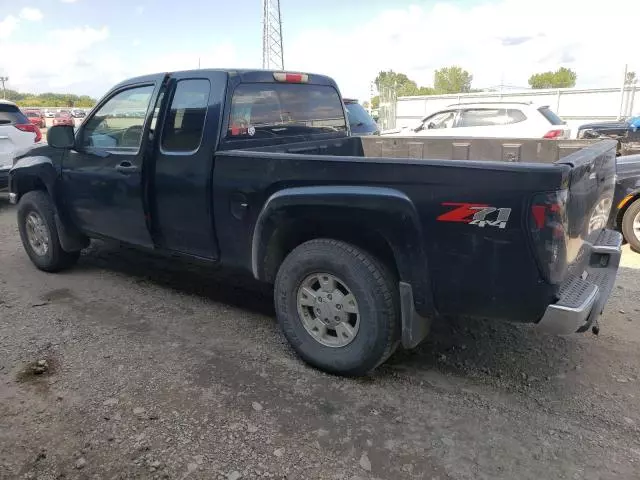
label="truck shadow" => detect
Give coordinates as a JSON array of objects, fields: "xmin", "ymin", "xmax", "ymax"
[
  {"xmin": 75, "ymin": 241, "xmax": 276, "ymax": 317},
  {"xmin": 76, "ymin": 240, "xmax": 585, "ymax": 389}
]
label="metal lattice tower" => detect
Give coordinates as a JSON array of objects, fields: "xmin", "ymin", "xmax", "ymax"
[{"xmin": 262, "ymin": 0, "xmax": 284, "ymax": 70}]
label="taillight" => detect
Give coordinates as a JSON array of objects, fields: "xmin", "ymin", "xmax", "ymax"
[
  {"xmin": 15, "ymin": 123, "xmax": 42, "ymax": 143},
  {"xmin": 529, "ymin": 190, "xmax": 569, "ymax": 284},
  {"xmin": 273, "ymin": 72, "xmax": 309, "ymax": 83},
  {"xmin": 543, "ymin": 129, "xmax": 564, "ymax": 139}
]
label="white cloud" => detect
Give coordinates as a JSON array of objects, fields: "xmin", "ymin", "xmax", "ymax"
[
  {"xmin": 19, "ymin": 7, "xmax": 43, "ymax": 22},
  {"xmin": 3, "ymin": 0, "xmax": 639, "ymax": 103},
  {"xmin": 286, "ymin": 0, "xmax": 640, "ymax": 101},
  {"xmin": 0, "ymin": 15, "xmax": 19, "ymax": 39}
]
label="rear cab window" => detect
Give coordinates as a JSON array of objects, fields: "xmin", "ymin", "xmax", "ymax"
[
  {"xmin": 538, "ymin": 106, "xmax": 565, "ymax": 125},
  {"xmin": 0, "ymin": 104, "xmax": 29, "ymax": 125},
  {"xmin": 227, "ymin": 83, "xmax": 346, "ymax": 140}
]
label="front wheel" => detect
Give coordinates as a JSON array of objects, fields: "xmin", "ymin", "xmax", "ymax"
[
  {"xmin": 274, "ymin": 239, "xmax": 400, "ymax": 376},
  {"xmin": 17, "ymin": 190, "xmax": 80, "ymax": 272},
  {"xmin": 622, "ymin": 198, "xmax": 640, "ymax": 252}
]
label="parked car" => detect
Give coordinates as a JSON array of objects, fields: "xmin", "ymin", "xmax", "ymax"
[
  {"xmin": 343, "ymin": 98, "xmax": 379, "ymax": 136},
  {"xmin": 9, "ymin": 69, "xmax": 621, "ymax": 376},
  {"xmin": 577, "ymin": 117, "xmax": 640, "ymax": 156},
  {"xmin": 71, "ymin": 109, "xmax": 86, "ymax": 118},
  {"xmin": 0, "ymin": 100, "xmax": 42, "ymax": 192},
  {"xmin": 386, "ymin": 102, "xmax": 571, "ymax": 139},
  {"xmin": 52, "ymin": 111, "xmax": 75, "ymax": 127},
  {"xmin": 44, "ymin": 110, "xmax": 55, "ymax": 118},
  {"xmin": 606, "ymin": 154, "xmax": 640, "ymax": 251},
  {"xmin": 23, "ymin": 109, "xmax": 46, "ymax": 129}
]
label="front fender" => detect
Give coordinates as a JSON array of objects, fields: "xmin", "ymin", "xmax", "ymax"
[
  {"xmin": 10, "ymin": 155, "xmax": 88, "ymax": 252},
  {"xmin": 252, "ymin": 185, "xmax": 435, "ymax": 319},
  {"xmin": 9, "ymin": 155, "xmax": 57, "ymax": 201}
]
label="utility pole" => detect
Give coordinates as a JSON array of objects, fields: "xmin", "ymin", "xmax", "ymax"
[
  {"xmin": 0, "ymin": 76, "xmax": 8, "ymax": 99},
  {"xmin": 262, "ymin": 0, "xmax": 284, "ymax": 70}
]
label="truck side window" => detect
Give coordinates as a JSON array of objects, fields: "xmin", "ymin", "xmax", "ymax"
[
  {"xmin": 81, "ymin": 85, "xmax": 154, "ymax": 150},
  {"xmin": 161, "ymin": 79, "xmax": 210, "ymax": 153}
]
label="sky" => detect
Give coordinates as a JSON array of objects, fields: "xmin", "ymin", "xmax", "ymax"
[{"xmin": 0, "ymin": 0, "xmax": 638, "ymax": 102}]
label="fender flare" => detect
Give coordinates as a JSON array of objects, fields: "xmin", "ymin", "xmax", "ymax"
[
  {"xmin": 9, "ymin": 156, "xmax": 88, "ymax": 252},
  {"xmin": 251, "ymin": 185, "xmax": 436, "ymax": 347}
]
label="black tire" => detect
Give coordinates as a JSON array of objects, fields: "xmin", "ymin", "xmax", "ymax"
[
  {"xmin": 17, "ymin": 190, "xmax": 81, "ymax": 272},
  {"xmin": 274, "ymin": 239, "xmax": 400, "ymax": 376},
  {"xmin": 622, "ymin": 198, "xmax": 640, "ymax": 252}
]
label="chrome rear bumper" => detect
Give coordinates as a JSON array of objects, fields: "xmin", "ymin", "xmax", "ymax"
[{"xmin": 537, "ymin": 229, "xmax": 623, "ymax": 335}]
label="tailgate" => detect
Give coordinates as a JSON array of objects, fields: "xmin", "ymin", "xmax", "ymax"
[
  {"xmin": 558, "ymin": 139, "xmax": 617, "ymax": 268},
  {"xmin": 532, "ymin": 139, "xmax": 621, "ymax": 335}
]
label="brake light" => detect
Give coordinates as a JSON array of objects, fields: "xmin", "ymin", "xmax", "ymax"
[
  {"xmin": 529, "ymin": 190, "xmax": 569, "ymax": 284},
  {"xmin": 15, "ymin": 123, "xmax": 42, "ymax": 143},
  {"xmin": 543, "ymin": 129, "xmax": 564, "ymax": 139},
  {"xmin": 273, "ymin": 72, "xmax": 309, "ymax": 83}
]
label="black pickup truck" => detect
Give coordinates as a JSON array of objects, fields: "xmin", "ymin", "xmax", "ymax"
[{"xmin": 9, "ymin": 69, "xmax": 623, "ymax": 376}]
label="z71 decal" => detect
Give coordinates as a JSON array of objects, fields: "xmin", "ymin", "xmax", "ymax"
[{"xmin": 437, "ymin": 202, "xmax": 512, "ymax": 229}]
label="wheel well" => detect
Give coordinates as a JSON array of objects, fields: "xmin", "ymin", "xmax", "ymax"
[
  {"xmin": 617, "ymin": 193, "xmax": 640, "ymax": 229},
  {"xmin": 15, "ymin": 175, "xmax": 47, "ymax": 201},
  {"xmin": 260, "ymin": 216, "xmax": 399, "ymax": 284}
]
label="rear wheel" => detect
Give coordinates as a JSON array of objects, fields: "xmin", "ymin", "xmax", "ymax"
[
  {"xmin": 17, "ymin": 190, "xmax": 81, "ymax": 272},
  {"xmin": 274, "ymin": 239, "xmax": 400, "ymax": 376},
  {"xmin": 622, "ymin": 198, "xmax": 640, "ymax": 252}
]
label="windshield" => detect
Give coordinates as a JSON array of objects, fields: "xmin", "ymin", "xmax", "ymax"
[
  {"xmin": 538, "ymin": 106, "xmax": 565, "ymax": 125},
  {"xmin": 227, "ymin": 83, "xmax": 346, "ymax": 139},
  {"xmin": 345, "ymin": 102, "xmax": 376, "ymax": 128}
]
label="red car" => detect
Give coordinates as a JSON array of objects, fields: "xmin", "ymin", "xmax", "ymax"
[
  {"xmin": 23, "ymin": 109, "xmax": 46, "ymax": 128},
  {"xmin": 53, "ymin": 111, "xmax": 75, "ymax": 127}
]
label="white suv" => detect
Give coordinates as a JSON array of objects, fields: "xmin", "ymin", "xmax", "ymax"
[
  {"xmin": 0, "ymin": 100, "xmax": 42, "ymax": 192},
  {"xmin": 389, "ymin": 102, "xmax": 571, "ymax": 139}
]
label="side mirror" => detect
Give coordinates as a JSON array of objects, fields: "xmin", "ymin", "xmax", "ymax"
[
  {"xmin": 427, "ymin": 122, "xmax": 436, "ymax": 130},
  {"xmin": 47, "ymin": 125, "xmax": 75, "ymax": 149}
]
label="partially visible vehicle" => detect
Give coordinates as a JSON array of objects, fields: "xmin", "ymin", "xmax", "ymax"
[
  {"xmin": 578, "ymin": 117, "xmax": 640, "ymax": 156},
  {"xmin": 44, "ymin": 110, "xmax": 55, "ymax": 118},
  {"xmin": 0, "ymin": 100, "xmax": 41, "ymax": 191},
  {"xmin": 53, "ymin": 112, "xmax": 75, "ymax": 127},
  {"xmin": 71, "ymin": 109, "xmax": 86, "ymax": 118},
  {"xmin": 23, "ymin": 109, "xmax": 46, "ymax": 129},
  {"xmin": 343, "ymin": 98, "xmax": 379, "ymax": 136},
  {"xmin": 385, "ymin": 102, "xmax": 571, "ymax": 139},
  {"xmin": 608, "ymin": 154, "xmax": 640, "ymax": 251}
]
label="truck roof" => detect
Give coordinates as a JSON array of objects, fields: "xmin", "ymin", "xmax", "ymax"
[{"xmin": 112, "ymin": 69, "xmax": 338, "ymax": 90}]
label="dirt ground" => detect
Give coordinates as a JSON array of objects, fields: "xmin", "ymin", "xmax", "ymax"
[{"xmin": 1, "ymin": 197, "xmax": 640, "ymax": 480}]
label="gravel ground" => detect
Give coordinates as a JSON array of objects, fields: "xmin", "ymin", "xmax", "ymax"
[{"xmin": 1, "ymin": 197, "xmax": 640, "ymax": 480}]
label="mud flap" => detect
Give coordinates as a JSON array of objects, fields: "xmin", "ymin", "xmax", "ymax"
[
  {"xmin": 55, "ymin": 213, "xmax": 89, "ymax": 252},
  {"xmin": 399, "ymin": 281, "xmax": 432, "ymax": 349}
]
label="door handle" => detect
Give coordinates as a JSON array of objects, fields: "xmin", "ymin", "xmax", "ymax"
[{"xmin": 115, "ymin": 162, "xmax": 139, "ymax": 174}]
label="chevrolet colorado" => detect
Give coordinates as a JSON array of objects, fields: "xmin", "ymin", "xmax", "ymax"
[{"xmin": 9, "ymin": 69, "xmax": 622, "ymax": 375}]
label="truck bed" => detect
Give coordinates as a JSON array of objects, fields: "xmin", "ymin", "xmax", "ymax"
[{"xmin": 248, "ymin": 135, "xmax": 599, "ymax": 163}]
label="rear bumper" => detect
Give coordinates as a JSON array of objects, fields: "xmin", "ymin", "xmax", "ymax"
[{"xmin": 536, "ymin": 229, "xmax": 623, "ymax": 335}]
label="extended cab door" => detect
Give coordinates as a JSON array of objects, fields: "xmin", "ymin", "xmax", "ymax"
[
  {"xmin": 151, "ymin": 71, "xmax": 227, "ymax": 259},
  {"xmin": 61, "ymin": 76, "xmax": 166, "ymax": 247}
]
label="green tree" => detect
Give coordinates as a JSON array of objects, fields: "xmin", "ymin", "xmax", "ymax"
[
  {"xmin": 528, "ymin": 67, "xmax": 577, "ymax": 89},
  {"xmin": 3, "ymin": 89, "xmax": 97, "ymax": 107},
  {"xmin": 374, "ymin": 70, "xmax": 422, "ymax": 97},
  {"xmin": 371, "ymin": 95, "xmax": 379, "ymax": 109},
  {"xmin": 433, "ymin": 66, "xmax": 473, "ymax": 94}
]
